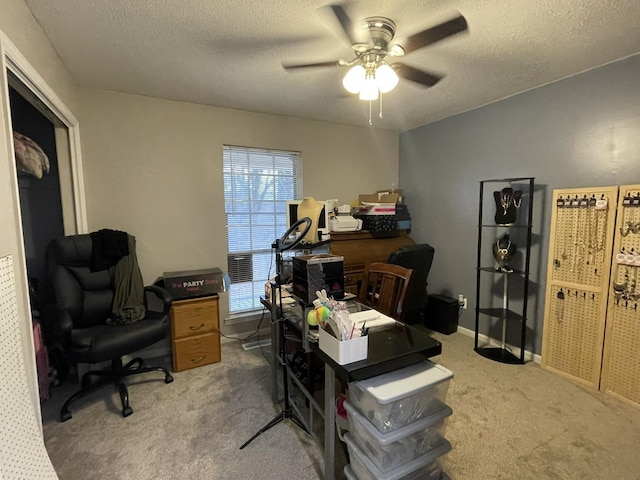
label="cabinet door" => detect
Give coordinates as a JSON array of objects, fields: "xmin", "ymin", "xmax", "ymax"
[
  {"xmin": 601, "ymin": 184, "xmax": 640, "ymax": 407},
  {"xmin": 541, "ymin": 186, "xmax": 618, "ymax": 388}
]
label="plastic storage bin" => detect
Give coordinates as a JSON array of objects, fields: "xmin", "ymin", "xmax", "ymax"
[
  {"xmin": 348, "ymin": 360, "xmax": 453, "ymax": 433},
  {"xmin": 344, "ymin": 400, "xmax": 452, "ymax": 473},
  {"xmin": 344, "ymin": 432, "xmax": 450, "ymax": 480}
]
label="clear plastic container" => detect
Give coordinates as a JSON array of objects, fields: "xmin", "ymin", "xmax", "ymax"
[
  {"xmin": 348, "ymin": 360, "xmax": 453, "ymax": 433},
  {"xmin": 344, "ymin": 432, "xmax": 450, "ymax": 480},
  {"xmin": 344, "ymin": 400, "xmax": 452, "ymax": 473}
]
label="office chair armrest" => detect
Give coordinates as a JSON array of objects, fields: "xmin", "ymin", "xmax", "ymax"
[
  {"xmin": 40, "ymin": 304, "xmax": 73, "ymax": 346},
  {"xmin": 144, "ymin": 285, "xmax": 172, "ymax": 314}
]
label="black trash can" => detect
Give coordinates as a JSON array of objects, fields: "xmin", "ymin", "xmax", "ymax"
[{"xmin": 424, "ymin": 294, "xmax": 459, "ymax": 335}]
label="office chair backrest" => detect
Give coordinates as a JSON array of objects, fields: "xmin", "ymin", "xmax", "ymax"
[
  {"xmin": 358, "ymin": 262, "xmax": 414, "ymax": 321},
  {"xmin": 387, "ymin": 244, "xmax": 435, "ymax": 315},
  {"xmin": 46, "ymin": 234, "xmax": 114, "ymax": 329}
]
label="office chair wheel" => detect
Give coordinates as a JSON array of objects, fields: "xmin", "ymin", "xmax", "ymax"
[
  {"xmin": 122, "ymin": 406, "xmax": 133, "ymax": 417},
  {"xmin": 60, "ymin": 409, "xmax": 72, "ymax": 422},
  {"xmin": 165, "ymin": 373, "xmax": 174, "ymax": 384}
]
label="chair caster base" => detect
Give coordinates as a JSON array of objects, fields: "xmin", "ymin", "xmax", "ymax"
[
  {"xmin": 61, "ymin": 409, "xmax": 72, "ymax": 422},
  {"xmin": 165, "ymin": 374, "xmax": 174, "ymax": 384},
  {"xmin": 122, "ymin": 406, "xmax": 133, "ymax": 417}
]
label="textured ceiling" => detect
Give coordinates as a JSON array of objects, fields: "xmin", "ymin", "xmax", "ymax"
[{"xmin": 24, "ymin": 0, "xmax": 640, "ymax": 132}]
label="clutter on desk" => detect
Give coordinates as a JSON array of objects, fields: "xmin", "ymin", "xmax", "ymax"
[{"xmin": 312, "ymin": 289, "xmax": 369, "ymax": 364}]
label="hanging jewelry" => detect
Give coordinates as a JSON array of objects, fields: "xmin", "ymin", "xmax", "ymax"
[
  {"xmin": 513, "ymin": 190, "xmax": 522, "ymax": 208},
  {"xmin": 500, "ymin": 189, "xmax": 513, "ymax": 214},
  {"xmin": 555, "ymin": 289, "xmax": 565, "ymax": 322}
]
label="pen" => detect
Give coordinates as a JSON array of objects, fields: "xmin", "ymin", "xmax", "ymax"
[
  {"xmin": 360, "ymin": 321, "xmax": 366, "ymax": 336},
  {"xmin": 349, "ymin": 323, "xmax": 355, "ymax": 340}
]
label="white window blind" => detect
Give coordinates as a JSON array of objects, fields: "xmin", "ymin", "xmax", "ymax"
[{"xmin": 224, "ymin": 146, "xmax": 302, "ymax": 313}]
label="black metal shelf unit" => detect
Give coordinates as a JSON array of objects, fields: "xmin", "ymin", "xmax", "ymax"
[{"xmin": 474, "ymin": 177, "xmax": 534, "ymax": 364}]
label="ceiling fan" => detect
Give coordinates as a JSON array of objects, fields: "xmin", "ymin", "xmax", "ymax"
[{"xmin": 282, "ymin": 4, "xmax": 469, "ymax": 104}]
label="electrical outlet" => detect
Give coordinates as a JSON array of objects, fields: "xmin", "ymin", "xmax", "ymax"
[{"xmin": 458, "ymin": 294, "xmax": 467, "ymax": 309}]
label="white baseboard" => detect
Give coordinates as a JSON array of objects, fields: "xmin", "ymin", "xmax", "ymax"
[{"xmin": 456, "ymin": 325, "xmax": 541, "ymax": 364}]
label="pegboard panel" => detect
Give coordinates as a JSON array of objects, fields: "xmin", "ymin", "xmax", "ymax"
[
  {"xmin": 541, "ymin": 186, "xmax": 618, "ymax": 388},
  {"xmin": 549, "ymin": 187, "xmax": 617, "ymax": 287},
  {"xmin": 541, "ymin": 284, "xmax": 604, "ymax": 387},
  {"xmin": 0, "ymin": 254, "xmax": 58, "ymax": 479},
  {"xmin": 601, "ymin": 184, "xmax": 640, "ymax": 407}
]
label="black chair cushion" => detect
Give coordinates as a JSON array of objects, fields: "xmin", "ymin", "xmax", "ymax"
[{"xmin": 69, "ymin": 312, "xmax": 167, "ymax": 363}]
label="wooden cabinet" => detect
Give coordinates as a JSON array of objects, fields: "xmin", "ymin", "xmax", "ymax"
[
  {"xmin": 329, "ymin": 231, "xmax": 415, "ymax": 294},
  {"xmin": 170, "ymin": 296, "xmax": 221, "ymax": 372}
]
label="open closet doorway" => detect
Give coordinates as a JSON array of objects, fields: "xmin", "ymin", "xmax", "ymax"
[
  {"xmin": 1, "ymin": 35, "xmax": 87, "ymax": 423},
  {"xmin": 9, "ymin": 79, "xmax": 65, "ymax": 311}
]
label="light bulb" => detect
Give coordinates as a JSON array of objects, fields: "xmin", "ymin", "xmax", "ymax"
[
  {"xmin": 359, "ymin": 71, "xmax": 379, "ymax": 100},
  {"xmin": 376, "ymin": 63, "xmax": 399, "ymax": 93},
  {"xmin": 342, "ymin": 65, "xmax": 366, "ymax": 94}
]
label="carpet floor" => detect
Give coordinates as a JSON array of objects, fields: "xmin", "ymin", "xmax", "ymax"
[{"xmin": 42, "ymin": 331, "xmax": 640, "ymax": 479}]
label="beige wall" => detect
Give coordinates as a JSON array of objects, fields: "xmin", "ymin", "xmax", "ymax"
[
  {"xmin": 77, "ymin": 87, "xmax": 399, "ymax": 330},
  {"xmin": 0, "ymin": 0, "xmax": 79, "ymax": 424}
]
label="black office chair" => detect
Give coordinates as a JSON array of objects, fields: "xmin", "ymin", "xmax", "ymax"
[
  {"xmin": 387, "ymin": 244, "xmax": 435, "ymax": 324},
  {"xmin": 43, "ymin": 233, "xmax": 174, "ymax": 422}
]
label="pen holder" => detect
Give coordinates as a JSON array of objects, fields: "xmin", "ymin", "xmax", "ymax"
[{"xmin": 319, "ymin": 328, "xmax": 368, "ymax": 365}]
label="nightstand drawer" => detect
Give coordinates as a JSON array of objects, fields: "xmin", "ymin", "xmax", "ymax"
[
  {"xmin": 171, "ymin": 297, "xmax": 219, "ymax": 338},
  {"xmin": 173, "ymin": 333, "xmax": 221, "ymax": 372}
]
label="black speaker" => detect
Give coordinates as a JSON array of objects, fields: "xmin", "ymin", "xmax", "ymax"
[{"xmin": 425, "ymin": 294, "xmax": 459, "ymax": 335}]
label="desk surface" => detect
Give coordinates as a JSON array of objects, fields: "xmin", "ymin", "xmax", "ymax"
[{"xmin": 311, "ymin": 321, "xmax": 441, "ymax": 382}]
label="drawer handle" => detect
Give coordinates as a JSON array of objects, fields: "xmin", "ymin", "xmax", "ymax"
[
  {"xmin": 189, "ymin": 323, "xmax": 205, "ymax": 331},
  {"xmin": 190, "ymin": 355, "xmax": 206, "ymax": 364}
]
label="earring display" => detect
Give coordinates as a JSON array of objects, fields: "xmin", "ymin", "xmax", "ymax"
[
  {"xmin": 542, "ymin": 186, "xmax": 618, "ymax": 390},
  {"xmin": 601, "ymin": 186, "xmax": 640, "ymax": 409},
  {"xmin": 493, "ymin": 187, "xmax": 522, "ymax": 225}
]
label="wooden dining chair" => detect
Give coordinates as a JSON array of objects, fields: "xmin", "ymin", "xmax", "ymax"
[{"xmin": 358, "ymin": 262, "xmax": 415, "ymax": 322}]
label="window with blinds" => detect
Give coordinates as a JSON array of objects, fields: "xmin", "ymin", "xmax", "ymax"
[{"xmin": 223, "ymin": 146, "xmax": 302, "ymax": 313}]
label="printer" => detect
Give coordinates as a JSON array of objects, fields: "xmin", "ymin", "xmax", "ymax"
[{"xmin": 330, "ymin": 215, "xmax": 363, "ymax": 232}]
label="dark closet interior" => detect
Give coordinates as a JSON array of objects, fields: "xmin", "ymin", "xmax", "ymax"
[{"xmin": 9, "ymin": 84, "xmax": 64, "ymax": 310}]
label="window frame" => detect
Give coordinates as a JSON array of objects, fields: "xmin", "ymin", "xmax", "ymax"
[{"xmin": 223, "ymin": 145, "xmax": 302, "ymax": 314}]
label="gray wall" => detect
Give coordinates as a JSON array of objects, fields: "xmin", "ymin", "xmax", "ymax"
[{"xmin": 399, "ymin": 54, "xmax": 640, "ymax": 354}]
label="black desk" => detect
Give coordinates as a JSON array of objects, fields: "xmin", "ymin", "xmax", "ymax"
[
  {"xmin": 262, "ymin": 293, "xmax": 442, "ymax": 480},
  {"xmin": 311, "ymin": 322, "xmax": 441, "ymax": 479}
]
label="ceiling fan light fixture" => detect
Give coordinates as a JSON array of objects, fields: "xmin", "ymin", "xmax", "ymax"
[
  {"xmin": 375, "ymin": 63, "xmax": 399, "ymax": 93},
  {"xmin": 342, "ymin": 65, "xmax": 366, "ymax": 93},
  {"xmin": 359, "ymin": 76, "xmax": 379, "ymax": 101}
]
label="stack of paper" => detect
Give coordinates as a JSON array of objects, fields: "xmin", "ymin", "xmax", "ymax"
[{"xmin": 349, "ymin": 310, "xmax": 396, "ymax": 329}]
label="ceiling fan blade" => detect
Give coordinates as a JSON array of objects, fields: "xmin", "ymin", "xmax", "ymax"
[
  {"xmin": 402, "ymin": 14, "xmax": 468, "ymax": 54},
  {"xmin": 282, "ymin": 60, "xmax": 342, "ymax": 71},
  {"xmin": 329, "ymin": 4, "xmax": 360, "ymax": 46},
  {"xmin": 394, "ymin": 64, "xmax": 442, "ymax": 87}
]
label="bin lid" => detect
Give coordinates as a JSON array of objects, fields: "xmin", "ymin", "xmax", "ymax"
[{"xmin": 352, "ymin": 360, "xmax": 453, "ymax": 404}]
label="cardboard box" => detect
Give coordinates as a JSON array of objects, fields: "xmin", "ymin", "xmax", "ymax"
[
  {"xmin": 358, "ymin": 189, "xmax": 403, "ymax": 205},
  {"xmin": 163, "ymin": 267, "xmax": 227, "ymax": 300},
  {"xmin": 319, "ymin": 327, "xmax": 368, "ymax": 365}
]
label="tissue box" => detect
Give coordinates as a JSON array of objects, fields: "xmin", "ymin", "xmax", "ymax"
[{"xmin": 318, "ymin": 327, "xmax": 367, "ymax": 365}]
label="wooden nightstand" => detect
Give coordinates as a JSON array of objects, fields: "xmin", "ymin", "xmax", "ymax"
[{"xmin": 170, "ymin": 295, "xmax": 221, "ymax": 372}]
